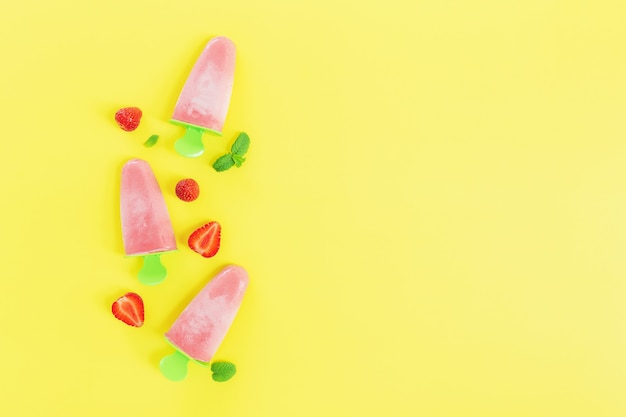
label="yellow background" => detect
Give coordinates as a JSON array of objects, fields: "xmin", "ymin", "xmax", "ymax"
[{"xmin": 1, "ymin": 0, "xmax": 626, "ymax": 416}]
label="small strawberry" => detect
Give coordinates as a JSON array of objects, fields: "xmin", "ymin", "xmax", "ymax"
[
  {"xmin": 175, "ymin": 178, "xmax": 200, "ymax": 202},
  {"xmin": 115, "ymin": 107, "xmax": 143, "ymax": 131},
  {"xmin": 188, "ymin": 221, "xmax": 221, "ymax": 258},
  {"xmin": 112, "ymin": 292, "xmax": 144, "ymax": 327}
]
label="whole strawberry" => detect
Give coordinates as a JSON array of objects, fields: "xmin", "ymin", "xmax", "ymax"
[
  {"xmin": 115, "ymin": 107, "xmax": 143, "ymax": 131},
  {"xmin": 175, "ymin": 178, "xmax": 200, "ymax": 202}
]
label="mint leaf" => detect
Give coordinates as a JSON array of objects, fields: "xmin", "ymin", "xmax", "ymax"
[
  {"xmin": 230, "ymin": 132, "xmax": 250, "ymax": 156},
  {"xmin": 211, "ymin": 361, "xmax": 236, "ymax": 382},
  {"xmin": 212, "ymin": 154, "xmax": 235, "ymax": 172},
  {"xmin": 232, "ymin": 154, "xmax": 246, "ymax": 167},
  {"xmin": 143, "ymin": 134, "xmax": 159, "ymax": 147},
  {"xmin": 213, "ymin": 133, "xmax": 249, "ymax": 172}
]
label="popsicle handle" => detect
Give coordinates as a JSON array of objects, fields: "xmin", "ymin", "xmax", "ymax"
[
  {"xmin": 138, "ymin": 253, "xmax": 167, "ymax": 285},
  {"xmin": 160, "ymin": 350, "xmax": 190, "ymax": 381},
  {"xmin": 174, "ymin": 125, "xmax": 205, "ymax": 157}
]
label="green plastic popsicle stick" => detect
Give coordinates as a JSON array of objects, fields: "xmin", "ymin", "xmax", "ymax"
[
  {"xmin": 160, "ymin": 350, "xmax": 190, "ymax": 381},
  {"xmin": 137, "ymin": 253, "xmax": 167, "ymax": 286},
  {"xmin": 174, "ymin": 125, "xmax": 205, "ymax": 157}
]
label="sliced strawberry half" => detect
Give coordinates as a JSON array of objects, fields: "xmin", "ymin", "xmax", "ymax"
[
  {"xmin": 112, "ymin": 292, "xmax": 144, "ymax": 327},
  {"xmin": 188, "ymin": 221, "xmax": 221, "ymax": 258}
]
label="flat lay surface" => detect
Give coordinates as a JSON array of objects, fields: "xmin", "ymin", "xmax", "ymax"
[{"xmin": 2, "ymin": 1, "xmax": 626, "ymax": 416}]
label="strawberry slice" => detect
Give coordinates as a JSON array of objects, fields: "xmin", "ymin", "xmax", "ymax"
[
  {"xmin": 112, "ymin": 292, "xmax": 144, "ymax": 327},
  {"xmin": 188, "ymin": 221, "xmax": 221, "ymax": 258}
]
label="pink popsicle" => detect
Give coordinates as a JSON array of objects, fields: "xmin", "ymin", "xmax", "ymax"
[
  {"xmin": 120, "ymin": 158, "xmax": 176, "ymax": 284},
  {"xmin": 172, "ymin": 36, "xmax": 236, "ymax": 157},
  {"xmin": 165, "ymin": 265, "xmax": 249, "ymax": 363}
]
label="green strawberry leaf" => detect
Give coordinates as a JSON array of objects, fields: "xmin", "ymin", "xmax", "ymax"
[
  {"xmin": 143, "ymin": 134, "xmax": 159, "ymax": 147},
  {"xmin": 232, "ymin": 154, "xmax": 246, "ymax": 167},
  {"xmin": 212, "ymin": 154, "xmax": 236, "ymax": 172},
  {"xmin": 211, "ymin": 361, "xmax": 237, "ymax": 382},
  {"xmin": 230, "ymin": 132, "xmax": 250, "ymax": 156}
]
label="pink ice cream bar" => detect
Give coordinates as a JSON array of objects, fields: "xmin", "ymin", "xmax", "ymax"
[
  {"xmin": 160, "ymin": 265, "xmax": 249, "ymax": 381},
  {"xmin": 172, "ymin": 36, "xmax": 236, "ymax": 158},
  {"xmin": 120, "ymin": 158, "xmax": 176, "ymax": 285}
]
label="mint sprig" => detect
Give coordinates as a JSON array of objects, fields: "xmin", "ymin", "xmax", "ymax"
[
  {"xmin": 211, "ymin": 361, "xmax": 237, "ymax": 382},
  {"xmin": 212, "ymin": 132, "xmax": 250, "ymax": 172}
]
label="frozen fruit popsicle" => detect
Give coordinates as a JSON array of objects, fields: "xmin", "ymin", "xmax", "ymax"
[
  {"xmin": 120, "ymin": 158, "xmax": 177, "ymax": 285},
  {"xmin": 172, "ymin": 36, "xmax": 236, "ymax": 158},
  {"xmin": 160, "ymin": 265, "xmax": 249, "ymax": 381}
]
